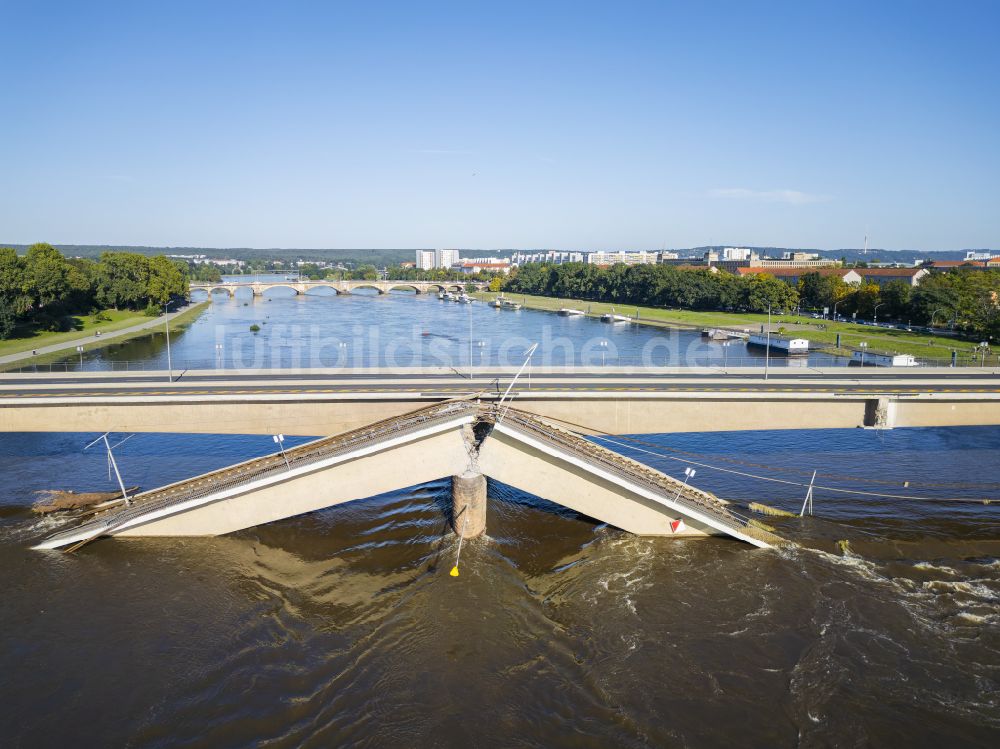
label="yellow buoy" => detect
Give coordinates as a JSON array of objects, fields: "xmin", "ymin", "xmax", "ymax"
[{"xmin": 450, "ymin": 566, "xmax": 460, "ymax": 577}]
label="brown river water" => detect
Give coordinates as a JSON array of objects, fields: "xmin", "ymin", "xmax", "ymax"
[{"xmin": 0, "ymin": 426, "xmax": 998, "ymax": 748}]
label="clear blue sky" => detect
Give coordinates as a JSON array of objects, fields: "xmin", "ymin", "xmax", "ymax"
[{"xmin": 1, "ymin": 0, "xmax": 997, "ymax": 251}]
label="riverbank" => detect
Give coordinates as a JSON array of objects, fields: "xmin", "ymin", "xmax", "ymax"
[
  {"xmin": 474, "ymin": 292, "xmax": 981, "ymax": 364},
  {"xmin": 0, "ymin": 301, "xmax": 210, "ymax": 370}
]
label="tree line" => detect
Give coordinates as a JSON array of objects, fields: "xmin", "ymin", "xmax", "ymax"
[
  {"xmin": 502, "ymin": 262, "xmax": 798, "ymax": 314},
  {"xmin": 502, "ymin": 262, "xmax": 1000, "ymax": 339},
  {"xmin": 0, "ymin": 244, "xmax": 189, "ymax": 339},
  {"xmin": 796, "ymin": 269, "xmax": 1000, "ymax": 337}
]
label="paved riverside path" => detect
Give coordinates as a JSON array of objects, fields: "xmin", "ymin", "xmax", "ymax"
[{"xmin": 0, "ymin": 302, "xmax": 205, "ymax": 368}]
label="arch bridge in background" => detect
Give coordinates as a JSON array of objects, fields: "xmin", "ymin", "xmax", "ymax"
[{"xmin": 190, "ymin": 280, "xmax": 480, "ymax": 297}]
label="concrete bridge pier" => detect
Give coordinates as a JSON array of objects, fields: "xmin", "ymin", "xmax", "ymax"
[
  {"xmin": 865, "ymin": 397, "xmax": 897, "ymax": 429},
  {"xmin": 452, "ymin": 471, "xmax": 487, "ymax": 538}
]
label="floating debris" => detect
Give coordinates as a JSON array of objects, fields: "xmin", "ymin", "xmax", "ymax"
[
  {"xmin": 32, "ymin": 487, "xmax": 138, "ymax": 514},
  {"xmin": 748, "ymin": 502, "xmax": 797, "ymax": 518}
]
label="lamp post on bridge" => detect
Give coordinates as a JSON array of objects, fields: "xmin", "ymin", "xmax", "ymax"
[
  {"xmin": 273, "ymin": 434, "xmax": 290, "ymax": 470},
  {"xmin": 671, "ymin": 466, "xmax": 696, "ymax": 505},
  {"xmin": 764, "ymin": 305, "xmax": 772, "ymax": 381},
  {"xmin": 76, "ymin": 345, "xmax": 84, "ymax": 368},
  {"xmin": 163, "ymin": 300, "xmax": 176, "ymax": 383}
]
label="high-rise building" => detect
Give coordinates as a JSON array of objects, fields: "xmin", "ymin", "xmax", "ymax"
[
  {"xmin": 722, "ymin": 247, "xmax": 755, "ymax": 261},
  {"xmin": 436, "ymin": 249, "xmax": 460, "ymax": 268},
  {"xmin": 415, "ymin": 250, "xmax": 435, "ymax": 270},
  {"xmin": 587, "ymin": 251, "xmax": 660, "ymax": 266}
]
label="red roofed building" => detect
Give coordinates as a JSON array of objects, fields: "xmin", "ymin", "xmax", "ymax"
[
  {"xmin": 735, "ymin": 267, "xmax": 863, "ymax": 286},
  {"xmin": 855, "ymin": 268, "xmax": 930, "ymax": 287}
]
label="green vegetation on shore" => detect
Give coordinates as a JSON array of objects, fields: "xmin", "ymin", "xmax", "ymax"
[
  {"xmin": 501, "ymin": 261, "xmax": 1000, "ymax": 344},
  {"xmin": 0, "ymin": 300, "xmax": 209, "ymax": 366},
  {"xmin": 475, "ymin": 291, "xmax": 983, "ymax": 363},
  {"xmin": 0, "ymin": 243, "xmax": 189, "ymax": 341}
]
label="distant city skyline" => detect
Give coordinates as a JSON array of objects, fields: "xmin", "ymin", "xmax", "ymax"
[{"xmin": 1, "ymin": 1, "xmax": 997, "ymax": 251}]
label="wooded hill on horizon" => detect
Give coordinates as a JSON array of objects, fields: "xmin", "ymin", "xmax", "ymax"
[{"xmin": 2, "ymin": 244, "xmax": 993, "ymax": 267}]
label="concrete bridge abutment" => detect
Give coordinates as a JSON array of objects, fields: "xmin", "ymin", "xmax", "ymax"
[{"xmin": 452, "ymin": 471, "xmax": 487, "ymax": 538}]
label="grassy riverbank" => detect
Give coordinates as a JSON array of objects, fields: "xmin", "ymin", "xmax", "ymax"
[
  {"xmin": 0, "ymin": 301, "xmax": 209, "ymax": 366},
  {"xmin": 474, "ymin": 291, "xmax": 982, "ymax": 363},
  {"xmin": 0, "ymin": 309, "xmax": 151, "ymax": 357}
]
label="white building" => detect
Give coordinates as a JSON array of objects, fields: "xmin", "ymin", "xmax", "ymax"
[
  {"xmin": 454, "ymin": 261, "xmax": 512, "ymax": 275},
  {"xmin": 415, "ymin": 250, "xmax": 436, "ymax": 270},
  {"xmin": 436, "ymin": 249, "xmax": 460, "ymax": 268},
  {"xmin": 965, "ymin": 251, "xmax": 994, "ymax": 261},
  {"xmin": 587, "ymin": 251, "xmax": 660, "ymax": 266},
  {"xmin": 511, "ymin": 251, "xmax": 586, "ymax": 265},
  {"xmin": 722, "ymin": 247, "xmax": 755, "ymax": 261}
]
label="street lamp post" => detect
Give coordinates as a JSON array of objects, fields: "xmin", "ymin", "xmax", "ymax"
[
  {"xmin": 722, "ymin": 340, "xmax": 732, "ymax": 374},
  {"xmin": 671, "ymin": 467, "xmax": 697, "ymax": 504},
  {"xmin": 764, "ymin": 305, "xmax": 772, "ymax": 381},
  {"xmin": 859, "ymin": 341, "xmax": 868, "ymax": 368},
  {"xmin": 163, "ymin": 300, "xmax": 176, "ymax": 383},
  {"xmin": 874, "ymin": 302, "xmax": 886, "ymax": 326},
  {"xmin": 272, "ymin": 434, "xmax": 290, "ymax": 469},
  {"xmin": 76, "ymin": 345, "xmax": 84, "ymax": 367},
  {"xmin": 931, "ymin": 307, "xmax": 947, "ymax": 329},
  {"xmin": 833, "ymin": 300, "xmax": 841, "ymax": 320},
  {"xmin": 598, "ymin": 340, "xmax": 608, "ymax": 367}
]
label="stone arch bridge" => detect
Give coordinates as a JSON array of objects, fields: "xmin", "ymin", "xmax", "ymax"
[{"xmin": 190, "ymin": 280, "xmax": 485, "ymax": 297}]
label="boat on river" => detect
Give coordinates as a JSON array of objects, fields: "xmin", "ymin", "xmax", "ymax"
[
  {"xmin": 558, "ymin": 308, "xmax": 585, "ymax": 316},
  {"xmin": 600, "ymin": 307, "xmax": 632, "ymax": 323},
  {"xmin": 490, "ymin": 296, "xmax": 522, "ymax": 310}
]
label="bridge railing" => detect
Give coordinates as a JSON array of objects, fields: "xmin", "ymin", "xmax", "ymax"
[{"xmin": 6, "ymin": 355, "xmax": 993, "ymax": 374}]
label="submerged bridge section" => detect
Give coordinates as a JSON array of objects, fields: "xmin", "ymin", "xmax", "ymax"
[
  {"xmin": 190, "ymin": 280, "xmax": 485, "ymax": 297},
  {"xmin": 33, "ymin": 401, "xmax": 783, "ymax": 552}
]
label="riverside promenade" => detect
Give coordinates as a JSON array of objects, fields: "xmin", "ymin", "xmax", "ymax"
[{"xmin": 0, "ymin": 301, "xmax": 206, "ymax": 368}]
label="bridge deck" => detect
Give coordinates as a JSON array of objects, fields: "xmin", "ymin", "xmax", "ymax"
[
  {"xmin": 36, "ymin": 399, "xmax": 785, "ymax": 550},
  {"xmin": 495, "ymin": 407, "xmax": 785, "ymax": 547},
  {"xmin": 36, "ymin": 401, "xmax": 475, "ymax": 549}
]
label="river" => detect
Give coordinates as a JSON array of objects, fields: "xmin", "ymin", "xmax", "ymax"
[
  {"xmin": 48, "ymin": 276, "xmax": 848, "ymax": 370},
  {"xmin": 1, "ymin": 284, "xmax": 997, "ymax": 747}
]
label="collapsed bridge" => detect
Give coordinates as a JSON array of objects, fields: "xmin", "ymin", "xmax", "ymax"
[{"xmin": 33, "ymin": 401, "xmax": 784, "ymax": 551}]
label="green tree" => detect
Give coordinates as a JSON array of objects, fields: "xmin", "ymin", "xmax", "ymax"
[
  {"xmin": 146, "ymin": 255, "xmax": 188, "ymax": 305},
  {"xmin": 0, "ymin": 248, "xmax": 33, "ymax": 316},
  {"xmin": 879, "ymin": 280, "xmax": 912, "ymax": 321},
  {"xmin": 95, "ymin": 252, "xmax": 151, "ymax": 309},
  {"xmin": 24, "ymin": 243, "xmax": 71, "ymax": 310}
]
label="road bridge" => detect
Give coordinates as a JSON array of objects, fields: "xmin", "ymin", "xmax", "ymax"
[
  {"xmin": 2, "ymin": 367, "xmax": 1000, "ymax": 434},
  {"xmin": 190, "ymin": 280, "xmax": 485, "ymax": 297},
  {"xmin": 32, "ymin": 401, "xmax": 783, "ymax": 551}
]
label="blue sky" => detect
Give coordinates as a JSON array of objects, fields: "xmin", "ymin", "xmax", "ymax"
[{"xmin": 1, "ymin": 0, "xmax": 997, "ymax": 251}]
